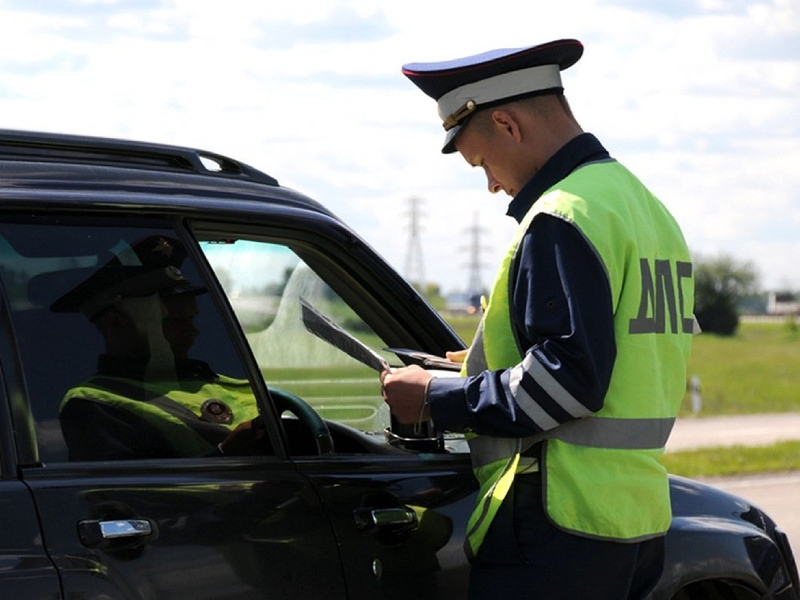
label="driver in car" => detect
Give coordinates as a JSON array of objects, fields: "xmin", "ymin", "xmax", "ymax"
[{"xmin": 53, "ymin": 235, "xmax": 264, "ymax": 461}]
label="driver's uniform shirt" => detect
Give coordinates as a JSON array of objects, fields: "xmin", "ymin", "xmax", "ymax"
[{"xmin": 60, "ymin": 356, "xmax": 258, "ymax": 460}]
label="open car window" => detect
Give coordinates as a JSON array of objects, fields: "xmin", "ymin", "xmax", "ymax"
[{"xmin": 199, "ymin": 238, "xmax": 394, "ymax": 435}]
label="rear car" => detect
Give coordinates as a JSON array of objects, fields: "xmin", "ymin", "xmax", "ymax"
[{"xmin": 0, "ymin": 129, "xmax": 796, "ymax": 599}]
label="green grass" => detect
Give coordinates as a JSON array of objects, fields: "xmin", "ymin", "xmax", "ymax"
[
  {"xmin": 668, "ymin": 320, "xmax": 800, "ymax": 475},
  {"xmin": 445, "ymin": 314, "xmax": 482, "ymax": 346},
  {"xmin": 678, "ymin": 320, "xmax": 800, "ymax": 415},
  {"xmin": 661, "ymin": 441, "xmax": 800, "ymax": 478}
]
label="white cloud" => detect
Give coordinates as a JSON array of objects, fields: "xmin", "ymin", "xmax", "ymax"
[{"xmin": 0, "ymin": 0, "xmax": 797, "ymax": 294}]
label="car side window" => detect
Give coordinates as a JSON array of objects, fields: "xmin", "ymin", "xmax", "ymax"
[
  {"xmin": 0, "ymin": 216, "xmax": 266, "ymax": 463},
  {"xmin": 200, "ymin": 238, "xmax": 393, "ymax": 436}
]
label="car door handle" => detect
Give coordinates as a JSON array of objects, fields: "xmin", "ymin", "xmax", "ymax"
[
  {"xmin": 353, "ymin": 507, "xmax": 418, "ymax": 532},
  {"xmin": 78, "ymin": 518, "xmax": 154, "ymax": 548}
]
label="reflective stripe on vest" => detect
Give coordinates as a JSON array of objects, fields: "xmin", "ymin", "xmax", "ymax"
[{"xmin": 467, "ymin": 415, "xmax": 675, "ymax": 471}]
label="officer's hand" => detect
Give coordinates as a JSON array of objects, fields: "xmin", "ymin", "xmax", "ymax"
[{"xmin": 381, "ymin": 365, "xmax": 433, "ymax": 425}]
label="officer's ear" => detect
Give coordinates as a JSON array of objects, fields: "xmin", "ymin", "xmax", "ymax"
[{"xmin": 489, "ymin": 108, "xmax": 523, "ymax": 145}]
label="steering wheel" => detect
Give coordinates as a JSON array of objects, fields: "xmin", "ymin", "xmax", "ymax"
[{"xmin": 269, "ymin": 387, "xmax": 334, "ymax": 455}]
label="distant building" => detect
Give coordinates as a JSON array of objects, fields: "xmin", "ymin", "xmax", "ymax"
[{"xmin": 766, "ymin": 291, "xmax": 800, "ymax": 315}]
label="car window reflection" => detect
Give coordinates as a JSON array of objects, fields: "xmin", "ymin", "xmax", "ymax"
[{"xmin": 0, "ymin": 221, "xmax": 266, "ymax": 462}]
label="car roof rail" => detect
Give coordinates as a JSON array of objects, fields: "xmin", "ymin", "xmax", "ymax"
[{"xmin": 0, "ymin": 128, "xmax": 279, "ymax": 186}]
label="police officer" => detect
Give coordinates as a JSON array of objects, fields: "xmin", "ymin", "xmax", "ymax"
[
  {"xmin": 381, "ymin": 39, "xmax": 695, "ymax": 599},
  {"xmin": 54, "ymin": 235, "xmax": 263, "ymax": 460}
]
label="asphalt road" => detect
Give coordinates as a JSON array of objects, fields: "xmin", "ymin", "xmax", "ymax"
[{"xmin": 666, "ymin": 413, "xmax": 800, "ymax": 560}]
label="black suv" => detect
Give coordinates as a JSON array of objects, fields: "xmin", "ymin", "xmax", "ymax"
[{"xmin": 0, "ymin": 129, "xmax": 796, "ymax": 599}]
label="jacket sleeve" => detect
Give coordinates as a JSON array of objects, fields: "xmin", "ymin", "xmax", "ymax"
[{"xmin": 428, "ymin": 213, "xmax": 616, "ymax": 437}]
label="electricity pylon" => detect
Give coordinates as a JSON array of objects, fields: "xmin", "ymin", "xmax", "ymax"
[
  {"xmin": 464, "ymin": 210, "xmax": 489, "ymax": 301},
  {"xmin": 403, "ymin": 196, "xmax": 426, "ymax": 288}
]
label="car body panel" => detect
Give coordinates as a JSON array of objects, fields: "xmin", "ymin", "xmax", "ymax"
[
  {"xmin": 296, "ymin": 454, "xmax": 476, "ymax": 599},
  {"xmin": 0, "ymin": 481, "xmax": 61, "ymax": 599},
  {"xmin": 657, "ymin": 476, "xmax": 800, "ymax": 599},
  {"xmin": 22, "ymin": 460, "xmax": 348, "ymax": 599}
]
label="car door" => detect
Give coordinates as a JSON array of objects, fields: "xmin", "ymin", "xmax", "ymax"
[
  {"xmin": 294, "ymin": 453, "xmax": 476, "ymax": 599},
  {"xmin": 0, "ymin": 215, "xmax": 347, "ymax": 600},
  {"xmin": 0, "ymin": 398, "xmax": 61, "ymax": 598},
  {"xmin": 0, "ymin": 270, "xmax": 61, "ymax": 599},
  {"xmin": 194, "ymin": 220, "xmax": 477, "ymax": 599}
]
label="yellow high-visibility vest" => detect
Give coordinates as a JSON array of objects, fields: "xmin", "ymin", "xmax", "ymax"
[{"xmin": 463, "ymin": 159, "xmax": 694, "ymax": 556}]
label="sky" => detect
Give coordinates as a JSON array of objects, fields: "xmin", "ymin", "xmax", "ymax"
[{"xmin": 0, "ymin": 0, "xmax": 798, "ymax": 296}]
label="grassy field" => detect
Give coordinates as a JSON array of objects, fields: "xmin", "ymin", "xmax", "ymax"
[
  {"xmin": 678, "ymin": 319, "xmax": 800, "ymax": 415},
  {"xmin": 443, "ymin": 315, "xmax": 800, "ymax": 477},
  {"xmin": 660, "ymin": 441, "xmax": 800, "ymax": 477}
]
